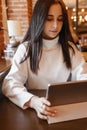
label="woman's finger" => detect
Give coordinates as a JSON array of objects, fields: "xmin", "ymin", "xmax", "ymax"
[
  {"xmin": 37, "ymin": 111, "xmax": 47, "ymax": 120},
  {"xmin": 40, "ymin": 97, "xmax": 51, "ymax": 106},
  {"xmin": 39, "ymin": 104, "xmax": 56, "ymax": 116}
]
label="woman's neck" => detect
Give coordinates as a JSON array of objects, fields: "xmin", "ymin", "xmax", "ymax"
[{"xmin": 43, "ymin": 36, "xmax": 59, "ymax": 49}]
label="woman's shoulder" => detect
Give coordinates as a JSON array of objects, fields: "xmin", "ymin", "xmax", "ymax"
[
  {"xmin": 68, "ymin": 41, "xmax": 85, "ymax": 67},
  {"xmin": 18, "ymin": 41, "xmax": 29, "ymax": 50},
  {"xmin": 13, "ymin": 41, "xmax": 29, "ymax": 62},
  {"xmin": 16, "ymin": 41, "xmax": 29, "ymax": 55},
  {"xmin": 68, "ymin": 41, "xmax": 81, "ymax": 55},
  {"xmin": 68, "ymin": 41, "xmax": 78, "ymax": 51}
]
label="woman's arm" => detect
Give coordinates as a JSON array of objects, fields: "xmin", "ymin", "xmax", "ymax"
[
  {"xmin": 2, "ymin": 44, "xmax": 57, "ymax": 119},
  {"xmin": 69, "ymin": 41, "xmax": 87, "ymax": 80},
  {"xmin": 2, "ymin": 43, "xmax": 34, "ymax": 109}
]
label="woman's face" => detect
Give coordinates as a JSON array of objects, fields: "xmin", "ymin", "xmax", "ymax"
[{"xmin": 43, "ymin": 3, "xmax": 63, "ymax": 39}]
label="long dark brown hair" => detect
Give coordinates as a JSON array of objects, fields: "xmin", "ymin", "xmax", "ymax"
[{"xmin": 22, "ymin": 0, "xmax": 75, "ymax": 74}]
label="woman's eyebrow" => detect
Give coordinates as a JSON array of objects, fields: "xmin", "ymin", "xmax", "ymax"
[{"xmin": 47, "ymin": 14, "xmax": 53, "ymax": 17}]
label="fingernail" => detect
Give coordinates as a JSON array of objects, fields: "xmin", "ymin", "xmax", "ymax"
[{"xmin": 52, "ymin": 114, "xmax": 55, "ymax": 116}]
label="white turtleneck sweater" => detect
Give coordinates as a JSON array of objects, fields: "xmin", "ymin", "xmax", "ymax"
[{"xmin": 2, "ymin": 37, "xmax": 87, "ymax": 109}]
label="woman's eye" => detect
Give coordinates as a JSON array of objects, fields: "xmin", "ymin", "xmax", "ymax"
[
  {"xmin": 46, "ymin": 18, "xmax": 53, "ymax": 21},
  {"xmin": 57, "ymin": 16, "xmax": 63, "ymax": 21},
  {"xmin": 57, "ymin": 18, "xmax": 63, "ymax": 21},
  {"xmin": 46, "ymin": 16, "xmax": 63, "ymax": 22}
]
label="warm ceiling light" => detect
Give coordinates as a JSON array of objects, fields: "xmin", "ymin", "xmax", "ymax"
[
  {"xmin": 84, "ymin": 15, "xmax": 87, "ymax": 21},
  {"xmin": 81, "ymin": 8, "xmax": 85, "ymax": 12},
  {"xmin": 73, "ymin": 8, "xmax": 76, "ymax": 12}
]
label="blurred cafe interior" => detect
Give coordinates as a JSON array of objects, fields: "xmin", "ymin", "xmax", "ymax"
[{"xmin": 0, "ymin": 0, "xmax": 87, "ymax": 60}]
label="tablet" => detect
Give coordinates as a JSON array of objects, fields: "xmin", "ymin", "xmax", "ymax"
[{"xmin": 46, "ymin": 80, "xmax": 87, "ymax": 106}]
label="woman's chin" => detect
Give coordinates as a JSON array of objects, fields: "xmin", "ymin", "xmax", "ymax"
[{"xmin": 43, "ymin": 35, "xmax": 58, "ymax": 40}]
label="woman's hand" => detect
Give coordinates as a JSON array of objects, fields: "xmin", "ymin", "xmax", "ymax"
[{"xmin": 29, "ymin": 96, "xmax": 57, "ymax": 120}]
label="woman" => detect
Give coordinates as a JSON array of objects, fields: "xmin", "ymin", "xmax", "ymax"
[{"xmin": 2, "ymin": 0, "xmax": 87, "ymax": 120}]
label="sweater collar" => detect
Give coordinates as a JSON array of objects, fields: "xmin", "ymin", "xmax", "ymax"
[{"xmin": 42, "ymin": 36, "xmax": 59, "ymax": 49}]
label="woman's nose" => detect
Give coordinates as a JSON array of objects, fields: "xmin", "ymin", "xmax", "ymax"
[{"xmin": 53, "ymin": 20, "xmax": 58, "ymax": 29}]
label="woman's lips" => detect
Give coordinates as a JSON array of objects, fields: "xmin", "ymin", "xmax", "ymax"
[{"xmin": 50, "ymin": 30, "xmax": 58, "ymax": 33}]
